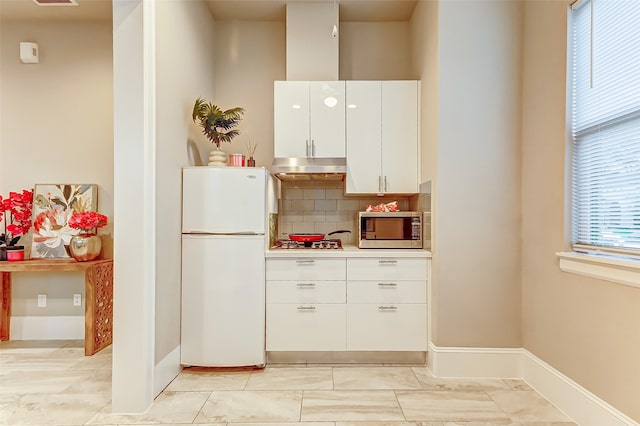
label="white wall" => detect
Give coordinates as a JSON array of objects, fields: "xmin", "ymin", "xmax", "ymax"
[
  {"xmin": 340, "ymin": 21, "xmax": 412, "ymax": 80},
  {"xmin": 212, "ymin": 20, "xmax": 285, "ymax": 168},
  {"xmin": 0, "ymin": 20, "xmax": 113, "ymax": 333},
  {"xmin": 286, "ymin": 3, "xmax": 338, "ymax": 80},
  {"xmin": 437, "ymin": 0, "xmax": 523, "ymax": 347},
  {"xmin": 410, "ymin": 0, "xmax": 439, "ymax": 339},
  {"xmin": 522, "ymin": 1, "xmax": 640, "ymax": 421},
  {"xmin": 112, "ymin": 0, "xmax": 154, "ymax": 413},
  {"xmin": 412, "ymin": 0, "xmax": 523, "ymax": 347},
  {"xmin": 154, "ymin": 0, "xmax": 216, "ymax": 390}
]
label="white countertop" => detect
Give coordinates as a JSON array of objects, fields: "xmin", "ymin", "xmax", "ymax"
[{"xmin": 266, "ymin": 245, "xmax": 432, "ymax": 258}]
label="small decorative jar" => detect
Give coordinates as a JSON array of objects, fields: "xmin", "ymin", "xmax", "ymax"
[
  {"xmin": 69, "ymin": 234, "xmax": 102, "ymax": 262},
  {"xmin": 246, "ymin": 157, "xmax": 256, "ymax": 167},
  {"xmin": 5, "ymin": 246, "xmax": 24, "ymax": 262},
  {"xmin": 229, "ymin": 153, "xmax": 245, "ymax": 167}
]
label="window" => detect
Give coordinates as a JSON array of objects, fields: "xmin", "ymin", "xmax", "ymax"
[{"xmin": 570, "ymin": 0, "xmax": 640, "ymax": 258}]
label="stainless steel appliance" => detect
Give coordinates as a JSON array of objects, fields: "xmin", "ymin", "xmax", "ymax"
[
  {"xmin": 272, "ymin": 239, "xmax": 343, "ymax": 250},
  {"xmin": 358, "ymin": 211, "xmax": 423, "ymax": 249}
]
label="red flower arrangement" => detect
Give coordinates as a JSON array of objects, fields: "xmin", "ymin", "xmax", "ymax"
[
  {"xmin": 0, "ymin": 190, "xmax": 34, "ymax": 246},
  {"xmin": 68, "ymin": 211, "xmax": 108, "ymax": 234}
]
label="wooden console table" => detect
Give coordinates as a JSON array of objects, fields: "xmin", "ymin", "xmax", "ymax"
[{"xmin": 0, "ymin": 259, "xmax": 113, "ymax": 356}]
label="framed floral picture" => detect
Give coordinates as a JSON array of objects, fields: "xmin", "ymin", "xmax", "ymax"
[{"xmin": 30, "ymin": 184, "xmax": 98, "ymax": 258}]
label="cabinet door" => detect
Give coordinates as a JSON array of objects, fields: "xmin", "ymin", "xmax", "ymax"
[
  {"xmin": 345, "ymin": 81, "xmax": 382, "ymax": 194},
  {"xmin": 274, "ymin": 81, "xmax": 310, "ymax": 158},
  {"xmin": 346, "ymin": 304, "xmax": 427, "ymax": 351},
  {"xmin": 267, "ymin": 280, "xmax": 346, "ymax": 304},
  {"xmin": 347, "ymin": 280, "xmax": 426, "ymax": 304},
  {"xmin": 266, "ymin": 304, "xmax": 346, "ymax": 351},
  {"xmin": 309, "ymin": 81, "xmax": 345, "ymax": 158},
  {"xmin": 347, "ymin": 258, "xmax": 427, "ymax": 281},
  {"xmin": 381, "ymin": 81, "xmax": 418, "ymax": 193},
  {"xmin": 266, "ymin": 258, "xmax": 346, "ymax": 281}
]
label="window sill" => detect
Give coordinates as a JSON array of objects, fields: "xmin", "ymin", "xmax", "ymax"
[{"xmin": 556, "ymin": 252, "xmax": 640, "ymax": 289}]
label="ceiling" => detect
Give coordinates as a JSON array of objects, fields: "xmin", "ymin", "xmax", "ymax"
[
  {"xmin": 204, "ymin": 0, "xmax": 418, "ymax": 22},
  {"xmin": 0, "ymin": 0, "xmax": 417, "ymax": 22},
  {"xmin": 0, "ymin": 0, "xmax": 112, "ymax": 22}
]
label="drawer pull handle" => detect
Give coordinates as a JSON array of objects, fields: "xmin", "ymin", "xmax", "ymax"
[
  {"xmin": 378, "ymin": 282, "xmax": 397, "ymax": 287},
  {"xmin": 297, "ymin": 305, "xmax": 317, "ymax": 311},
  {"xmin": 297, "ymin": 283, "xmax": 316, "ymax": 288},
  {"xmin": 378, "ymin": 260, "xmax": 398, "ymax": 264},
  {"xmin": 378, "ymin": 305, "xmax": 398, "ymax": 311},
  {"xmin": 296, "ymin": 259, "xmax": 315, "ymax": 264}
]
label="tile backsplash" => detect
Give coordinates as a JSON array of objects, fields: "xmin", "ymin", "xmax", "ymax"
[{"xmin": 278, "ymin": 180, "xmax": 414, "ymax": 246}]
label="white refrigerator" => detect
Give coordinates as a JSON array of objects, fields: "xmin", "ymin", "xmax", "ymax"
[{"xmin": 181, "ymin": 166, "xmax": 269, "ymax": 367}]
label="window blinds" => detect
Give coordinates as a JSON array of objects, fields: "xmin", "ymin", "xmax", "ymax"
[{"xmin": 570, "ymin": 0, "xmax": 640, "ymax": 256}]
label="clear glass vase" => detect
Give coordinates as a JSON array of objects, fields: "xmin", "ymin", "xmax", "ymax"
[{"xmin": 69, "ymin": 233, "xmax": 102, "ymax": 262}]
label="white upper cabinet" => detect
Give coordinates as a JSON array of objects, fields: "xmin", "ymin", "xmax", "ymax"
[
  {"xmin": 274, "ymin": 81, "xmax": 309, "ymax": 158},
  {"xmin": 274, "ymin": 81, "xmax": 345, "ymax": 158},
  {"xmin": 345, "ymin": 81, "xmax": 382, "ymax": 193},
  {"xmin": 346, "ymin": 80, "xmax": 419, "ymax": 194},
  {"xmin": 382, "ymin": 81, "xmax": 419, "ymax": 194}
]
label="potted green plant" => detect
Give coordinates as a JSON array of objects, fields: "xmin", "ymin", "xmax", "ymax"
[{"xmin": 192, "ymin": 98, "xmax": 244, "ymax": 166}]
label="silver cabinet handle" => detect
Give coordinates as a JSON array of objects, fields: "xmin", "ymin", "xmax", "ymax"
[
  {"xmin": 306, "ymin": 140, "xmax": 310, "ymax": 157},
  {"xmin": 311, "ymin": 140, "xmax": 315, "ymax": 157},
  {"xmin": 296, "ymin": 259, "xmax": 315, "ymax": 264},
  {"xmin": 297, "ymin": 283, "xmax": 316, "ymax": 288},
  {"xmin": 384, "ymin": 176, "xmax": 388, "ymax": 192},
  {"xmin": 378, "ymin": 176, "xmax": 383, "ymax": 192},
  {"xmin": 297, "ymin": 305, "xmax": 317, "ymax": 311},
  {"xmin": 378, "ymin": 305, "xmax": 398, "ymax": 311},
  {"xmin": 378, "ymin": 259, "xmax": 397, "ymax": 264},
  {"xmin": 378, "ymin": 282, "xmax": 398, "ymax": 287}
]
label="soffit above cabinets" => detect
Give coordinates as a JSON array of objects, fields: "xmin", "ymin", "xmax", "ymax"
[{"xmin": 204, "ymin": 0, "xmax": 418, "ymax": 22}]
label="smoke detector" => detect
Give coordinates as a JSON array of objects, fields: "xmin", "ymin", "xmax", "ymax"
[{"xmin": 33, "ymin": 0, "xmax": 79, "ymax": 6}]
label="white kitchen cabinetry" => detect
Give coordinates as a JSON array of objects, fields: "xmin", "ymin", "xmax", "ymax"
[
  {"xmin": 274, "ymin": 81, "xmax": 345, "ymax": 158},
  {"xmin": 266, "ymin": 258, "xmax": 347, "ymax": 351},
  {"xmin": 346, "ymin": 80, "xmax": 419, "ymax": 194},
  {"xmin": 346, "ymin": 257, "xmax": 428, "ymax": 351},
  {"xmin": 266, "ymin": 256, "xmax": 428, "ymax": 353}
]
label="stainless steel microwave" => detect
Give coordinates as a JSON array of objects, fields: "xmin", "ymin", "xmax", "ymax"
[{"xmin": 358, "ymin": 212, "xmax": 423, "ymax": 249}]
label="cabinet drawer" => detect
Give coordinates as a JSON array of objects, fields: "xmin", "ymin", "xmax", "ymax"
[
  {"xmin": 346, "ymin": 304, "xmax": 427, "ymax": 351},
  {"xmin": 267, "ymin": 258, "xmax": 346, "ymax": 281},
  {"xmin": 347, "ymin": 258, "xmax": 427, "ymax": 281},
  {"xmin": 347, "ymin": 280, "xmax": 425, "ymax": 304},
  {"xmin": 267, "ymin": 280, "xmax": 346, "ymax": 303},
  {"xmin": 266, "ymin": 304, "xmax": 346, "ymax": 351}
]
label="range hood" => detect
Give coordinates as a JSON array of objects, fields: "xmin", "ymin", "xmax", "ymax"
[{"xmin": 270, "ymin": 157, "xmax": 346, "ymax": 181}]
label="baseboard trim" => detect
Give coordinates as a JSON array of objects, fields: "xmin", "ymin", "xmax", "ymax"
[
  {"xmin": 428, "ymin": 342, "xmax": 521, "ymax": 378},
  {"xmin": 10, "ymin": 316, "xmax": 84, "ymax": 340},
  {"xmin": 520, "ymin": 349, "xmax": 638, "ymax": 426},
  {"xmin": 153, "ymin": 345, "xmax": 181, "ymax": 397},
  {"xmin": 428, "ymin": 342, "xmax": 638, "ymax": 426}
]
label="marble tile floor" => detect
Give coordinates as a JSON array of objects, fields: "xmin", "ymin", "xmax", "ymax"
[{"xmin": 0, "ymin": 340, "xmax": 576, "ymax": 426}]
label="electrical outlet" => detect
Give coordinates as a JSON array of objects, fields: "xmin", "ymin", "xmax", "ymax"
[
  {"xmin": 73, "ymin": 294, "xmax": 82, "ymax": 307},
  {"xmin": 37, "ymin": 294, "xmax": 46, "ymax": 308}
]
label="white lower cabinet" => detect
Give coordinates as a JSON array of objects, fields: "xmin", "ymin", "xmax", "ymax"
[
  {"xmin": 266, "ymin": 258, "xmax": 347, "ymax": 351},
  {"xmin": 267, "ymin": 280, "xmax": 345, "ymax": 304},
  {"xmin": 346, "ymin": 258, "xmax": 428, "ymax": 351},
  {"xmin": 266, "ymin": 256, "xmax": 428, "ymax": 353},
  {"xmin": 346, "ymin": 304, "xmax": 427, "ymax": 351},
  {"xmin": 266, "ymin": 304, "xmax": 346, "ymax": 351}
]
